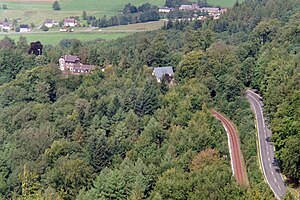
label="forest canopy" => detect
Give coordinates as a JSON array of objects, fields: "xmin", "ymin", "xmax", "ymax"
[{"xmin": 0, "ymin": 0, "xmax": 298, "ymax": 199}]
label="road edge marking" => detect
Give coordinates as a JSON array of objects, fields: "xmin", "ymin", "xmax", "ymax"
[{"xmin": 246, "ymin": 91, "xmax": 282, "ymax": 200}]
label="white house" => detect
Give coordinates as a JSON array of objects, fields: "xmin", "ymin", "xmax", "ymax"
[
  {"xmin": 179, "ymin": 3, "xmax": 199, "ymax": 11},
  {"xmin": 59, "ymin": 54, "xmax": 95, "ymax": 74},
  {"xmin": 0, "ymin": 21, "xmax": 11, "ymax": 30},
  {"xmin": 2, "ymin": 22, "xmax": 10, "ymax": 30},
  {"xmin": 200, "ymin": 7, "xmax": 220, "ymax": 15},
  {"xmin": 64, "ymin": 18, "xmax": 76, "ymax": 27},
  {"xmin": 179, "ymin": 5, "xmax": 193, "ymax": 11},
  {"xmin": 20, "ymin": 24, "xmax": 30, "ymax": 32},
  {"xmin": 158, "ymin": 6, "xmax": 174, "ymax": 13},
  {"xmin": 44, "ymin": 19, "xmax": 55, "ymax": 28}
]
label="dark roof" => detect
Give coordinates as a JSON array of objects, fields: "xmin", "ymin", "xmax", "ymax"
[
  {"xmin": 45, "ymin": 19, "xmax": 54, "ymax": 23},
  {"xmin": 20, "ymin": 24, "xmax": 29, "ymax": 29},
  {"xmin": 0, "ymin": 22, "xmax": 10, "ymax": 27},
  {"xmin": 63, "ymin": 55, "xmax": 80, "ymax": 63},
  {"xmin": 153, "ymin": 67, "xmax": 174, "ymax": 79}
]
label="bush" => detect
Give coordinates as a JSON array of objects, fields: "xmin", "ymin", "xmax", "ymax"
[
  {"xmin": 41, "ymin": 25, "xmax": 49, "ymax": 32},
  {"xmin": 2, "ymin": 4, "xmax": 8, "ymax": 9}
]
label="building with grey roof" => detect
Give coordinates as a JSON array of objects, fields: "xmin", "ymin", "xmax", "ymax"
[{"xmin": 152, "ymin": 67, "xmax": 174, "ymax": 83}]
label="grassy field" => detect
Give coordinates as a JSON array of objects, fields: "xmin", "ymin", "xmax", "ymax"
[
  {"xmin": 0, "ymin": 0, "xmax": 165, "ymax": 25},
  {"xmin": 103, "ymin": 20, "xmax": 164, "ymax": 31},
  {"xmin": 59, "ymin": 0, "xmax": 165, "ymax": 11},
  {"xmin": 0, "ymin": 32, "xmax": 129, "ymax": 45},
  {"xmin": 206, "ymin": 0, "xmax": 239, "ymax": 7},
  {"xmin": 0, "ymin": 0, "xmax": 238, "ymax": 25},
  {"xmin": 0, "ymin": 0, "xmax": 237, "ymax": 45},
  {"xmin": 0, "ymin": 19, "xmax": 163, "ymax": 45}
]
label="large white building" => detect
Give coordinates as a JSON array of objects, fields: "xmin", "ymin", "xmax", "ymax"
[
  {"xmin": 64, "ymin": 18, "xmax": 77, "ymax": 27},
  {"xmin": 20, "ymin": 24, "xmax": 30, "ymax": 32},
  {"xmin": 158, "ymin": 6, "xmax": 174, "ymax": 13},
  {"xmin": 59, "ymin": 55, "xmax": 95, "ymax": 74},
  {"xmin": 44, "ymin": 19, "xmax": 58, "ymax": 28}
]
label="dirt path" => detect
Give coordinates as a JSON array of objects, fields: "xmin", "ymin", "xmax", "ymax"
[{"xmin": 211, "ymin": 110, "xmax": 249, "ymax": 186}]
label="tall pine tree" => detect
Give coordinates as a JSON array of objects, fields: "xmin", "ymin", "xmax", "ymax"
[
  {"xmin": 135, "ymin": 81, "xmax": 159, "ymax": 116},
  {"xmin": 87, "ymin": 133, "xmax": 111, "ymax": 172}
]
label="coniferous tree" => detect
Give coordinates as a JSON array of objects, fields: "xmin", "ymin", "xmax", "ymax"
[
  {"xmin": 87, "ymin": 133, "xmax": 111, "ymax": 173},
  {"xmin": 17, "ymin": 36, "xmax": 29, "ymax": 53},
  {"xmin": 135, "ymin": 81, "xmax": 159, "ymax": 116},
  {"xmin": 150, "ymin": 33, "xmax": 170, "ymax": 67},
  {"xmin": 82, "ymin": 11, "xmax": 87, "ymax": 20},
  {"xmin": 123, "ymin": 87, "xmax": 137, "ymax": 112},
  {"xmin": 2, "ymin": 4, "xmax": 7, "ymax": 9},
  {"xmin": 52, "ymin": 1, "xmax": 61, "ymax": 11}
]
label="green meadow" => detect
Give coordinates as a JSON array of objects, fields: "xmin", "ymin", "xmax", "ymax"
[
  {"xmin": 0, "ymin": 0, "xmax": 238, "ymax": 25},
  {"xmin": 206, "ymin": 0, "xmax": 239, "ymax": 7},
  {"xmin": 0, "ymin": 32, "xmax": 129, "ymax": 45},
  {"xmin": 59, "ymin": 0, "xmax": 166, "ymax": 11},
  {"xmin": 0, "ymin": 0, "xmax": 165, "ymax": 25},
  {"xmin": 0, "ymin": 0, "xmax": 238, "ymax": 45}
]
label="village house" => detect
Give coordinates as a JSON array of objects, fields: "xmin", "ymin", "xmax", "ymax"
[
  {"xmin": 179, "ymin": 5, "xmax": 193, "ymax": 11},
  {"xmin": 64, "ymin": 18, "xmax": 77, "ymax": 27},
  {"xmin": 158, "ymin": 6, "xmax": 174, "ymax": 13},
  {"xmin": 0, "ymin": 22, "xmax": 3, "ymax": 30},
  {"xmin": 152, "ymin": 67, "xmax": 174, "ymax": 83},
  {"xmin": 19, "ymin": 24, "xmax": 30, "ymax": 32},
  {"xmin": 70, "ymin": 64, "xmax": 96, "ymax": 74},
  {"xmin": 176, "ymin": 4, "xmax": 227, "ymax": 20},
  {"xmin": 2, "ymin": 22, "xmax": 10, "ymax": 30},
  {"xmin": 200, "ymin": 7, "xmax": 220, "ymax": 15},
  {"xmin": 59, "ymin": 55, "xmax": 95, "ymax": 74},
  {"xmin": 220, "ymin": 8, "xmax": 228, "ymax": 14},
  {"xmin": 179, "ymin": 3, "xmax": 199, "ymax": 11},
  {"xmin": 191, "ymin": 3, "xmax": 200, "ymax": 10},
  {"xmin": 59, "ymin": 55, "xmax": 80, "ymax": 71},
  {"xmin": 44, "ymin": 19, "xmax": 57, "ymax": 28},
  {"xmin": 0, "ymin": 19, "xmax": 11, "ymax": 31}
]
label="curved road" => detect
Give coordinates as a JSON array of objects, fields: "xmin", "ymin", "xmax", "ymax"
[
  {"xmin": 211, "ymin": 110, "xmax": 249, "ymax": 186},
  {"xmin": 246, "ymin": 90, "xmax": 286, "ymax": 199}
]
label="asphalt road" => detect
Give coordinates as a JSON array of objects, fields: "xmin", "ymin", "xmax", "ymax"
[
  {"xmin": 211, "ymin": 110, "xmax": 249, "ymax": 186},
  {"xmin": 0, "ymin": 29, "xmax": 146, "ymax": 36},
  {"xmin": 246, "ymin": 90, "xmax": 286, "ymax": 199}
]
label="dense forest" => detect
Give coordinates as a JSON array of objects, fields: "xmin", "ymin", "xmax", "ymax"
[{"xmin": 0, "ymin": 0, "xmax": 299, "ymax": 199}]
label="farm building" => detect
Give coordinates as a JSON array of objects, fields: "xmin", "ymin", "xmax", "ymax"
[
  {"xmin": 64, "ymin": 18, "xmax": 77, "ymax": 27},
  {"xmin": 20, "ymin": 24, "xmax": 30, "ymax": 32},
  {"xmin": 59, "ymin": 55, "xmax": 95, "ymax": 74}
]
